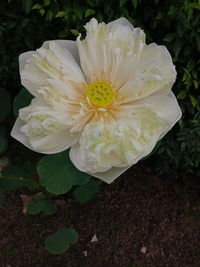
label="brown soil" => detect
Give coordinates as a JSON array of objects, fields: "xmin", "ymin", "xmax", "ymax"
[{"xmin": 0, "ymin": 163, "xmax": 200, "ymax": 267}]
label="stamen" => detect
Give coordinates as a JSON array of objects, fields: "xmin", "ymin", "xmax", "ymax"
[{"xmin": 86, "ymin": 81, "xmax": 114, "ymax": 108}]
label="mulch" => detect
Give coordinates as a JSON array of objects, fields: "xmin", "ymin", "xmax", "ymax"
[{"xmin": 0, "ymin": 162, "xmax": 200, "ymax": 267}]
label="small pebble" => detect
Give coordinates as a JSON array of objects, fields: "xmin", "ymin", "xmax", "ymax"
[
  {"xmin": 140, "ymin": 246, "xmax": 147, "ymax": 254},
  {"xmin": 90, "ymin": 234, "xmax": 98, "ymax": 243},
  {"xmin": 83, "ymin": 251, "xmax": 87, "ymax": 257}
]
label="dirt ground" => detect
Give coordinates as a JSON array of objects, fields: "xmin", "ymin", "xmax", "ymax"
[{"xmin": 0, "ymin": 162, "xmax": 200, "ymax": 267}]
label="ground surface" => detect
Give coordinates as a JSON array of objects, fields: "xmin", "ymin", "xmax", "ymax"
[{"xmin": 0, "ymin": 163, "xmax": 200, "ymax": 267}]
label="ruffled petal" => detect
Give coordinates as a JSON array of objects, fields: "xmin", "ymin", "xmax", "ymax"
[
  {"xmin": 69, "ymin": 115, "xmax": 164, "ymax": 182},
  {"xmin": 77, "ymin": 18, "xmax": 145, "ymax": 87},
  {"xmin": 69, "ymin": 144, "xmax": 131, "ymax": 183},
  {"xmin": 11, "ymin": 99, "xmax": 80, "ymax": 154},
  {"xmin": 119, "ymin": 44, "xmax": 177, "ymax": 103},
  {"xmin": 19, "ymin": 40, "xmax": 85, "ymax": 101},
  {"xmin": 132, "ymin": 91, "xmax": 182, "ymax": 139}
]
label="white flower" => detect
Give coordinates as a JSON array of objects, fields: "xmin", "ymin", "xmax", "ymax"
[{"xmin": 11, "ymin": 18, "xmax": 182, "ymax": 183}]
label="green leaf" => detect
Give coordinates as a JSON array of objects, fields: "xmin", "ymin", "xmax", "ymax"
[
  {"xmin": 28, "ymin": 194, "xmax": 57, "ymax": 215},
  {"xmin": 0, "ymin": 135, "xmax": 7, "ymax": 156},
  {"xmin": 1, "ymin": 165, "xmax": 35, "ymax": 191},
  {"xmin": 73, "ymin": 180, "xmax": 98, "ymax": 203},
  {"xmin": 43, "ymin": 199, "xmax": 57, "ymax": 215},
  {"xmin": 0, "ymin": 189, "xmax": 5, "ymax": 207},
  {"xmin": 39, "ymin": 8, "xmax": 45, "ymax": 16},
  {"xmin": 86, "ymin": 0, "xmax": 96, "ymax": 7},
  {"xmin": 189, "ymin": 95, "xmax": 197, "ymax": 107},
  {"xmin": 85, "ymin": 9, "xmax": 95, "ymax": 18},
  {"xmin": 120, "ymin": 0, "xmax": 128, "ymax": 7},
  {"xmin": 32, "ymin": 4, "xmax": 42, "ymax": 9},
  {"xmin": 131, "ymin": 0, "xmax": 138, "ymax": 9},
  {"xmin": 22, "ymin": 0, "xmax": 33, "ymax": 14},
  {"xmin": 46, "ymin": 10, "xmax": 54, "ymax": 21},
  {"xmin": 173, "ymin": 39, "xmax": 182, "ymax": 58},
  {"xmin": 163, "ymin": 33, "xmax": 174, "ymax": 42},
  {"xmin": 23, "ymin": 161, "xmax": 37, "ymax": 178},
  {"xmin": 193, "ymin": 80, "xmax": 199, "ymax": 89},
  {"xmin": 70, "ymin": 29, "xmax": 79, "ymax": 36},
  {"xmin": 44, "ymin": 0, "xmax": 51, "ymax": 6},
  {"xmin": 56, "ymin": 11, "xmax": 66, "ymax": 18},
  {"xmin": 187, "ymin": 3, "xmax": 200, "ymax": 10},
  {"xmin": 177, "ymin": 90, "xmax": 187, "ymax": 100},
  {"xmin": 13, "ymin": 88, "xmax": 33, "ymax": 117},
  {"xmin": 38, "ymin": 151, "xmax": 90, "ymax": 195},
  {"xmin": 73, "ymin": 8, "xmax": 83, "ymax": 20},
  {"xmin": 2, "ymin": 165, "xmax": 25, "ymax": 178},
  {"xmin": 0, "ymin": 88, "xmax": 11, "ymax": 117},
  {"xmin": 45, "ymin": 227, "xmax": 78, "ymax": 254}
]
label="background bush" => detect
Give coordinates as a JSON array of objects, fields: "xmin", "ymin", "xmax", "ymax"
[{"xmin": 0, "ymin": 0, "xmax": 200, "ymax": 177}]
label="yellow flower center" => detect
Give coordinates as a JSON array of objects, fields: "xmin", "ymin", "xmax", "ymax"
[{"xmin": 86, "ymin": 81, "xmax": 115, "ymax": 108}]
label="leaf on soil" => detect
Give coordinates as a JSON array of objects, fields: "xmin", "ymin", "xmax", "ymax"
[
  {"xmin": 28, "ymin": 193, "xmax": 57, "ymax": 215},
  {"xmin": 45, "ymin": 227, "xmax": 78, "ymax": 254},
  {"xmin": 73, "ymin": 180, "xmax": 98, "ymax": 203},
  {"xmin": 37, "ymin": 151, "xmax": 91, "ymax": 195}
]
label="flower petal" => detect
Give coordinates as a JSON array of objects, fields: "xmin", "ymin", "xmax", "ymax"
[
  {"xmin": 133, "ymin": 91, "xmax": 182, "ymax": 139},
  {"xmin": 19, "ymin": 40, "xmax": 85, "ymax": 100},
  {"xmin": 77, "ymin": 17, "xmax": 145, "ymax": 87},
  {"xmin": 69, "ymin": 144, "xmax": 131, "ymax": 183},
  {"xmin": 11, "ymin": 99, "xmax": 80, "ymax": 154},
  {"xmin": 43, "ymin": 40, "xmax": 80, "ymax": 65},
  {"xmin": 69, "ymin": 115, "xmax": 164, "ymax": 182},
  {"xmin": 119, "ymin": 44, "xmax": 177, "ymax": 103},
  {"xmin": 19, "ymin": 40, "xmax": 79, "ymax": 70},
  {"xmin": 88, "ymin": 166, "xmax": 131, "ymax": 184},
  {"xmin": 107, "ymin": 17, "xmax": 134, "ymax": 31},
  {"xmin": 19, "ymin": 51, "xmax": 35, "ymax": 71}
]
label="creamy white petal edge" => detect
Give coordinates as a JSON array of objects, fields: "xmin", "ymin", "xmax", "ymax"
[{"xmin": 12, "ymin": 17, "xmax": 182, "ymax": 183}]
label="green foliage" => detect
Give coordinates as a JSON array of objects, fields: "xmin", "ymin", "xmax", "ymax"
[
  {"xmin": 28, "ymin": 193, "xmax": 57, "ymax": 215},
  {"xmin": 0, "ymin": 163, "xmax": 37, "ymax": 191},
  {"xmin": 73, "ymin": 180, "xmax": 99, "ymax": 203},
  {"xmin": 37, "ymin": 151, "xmax": 91, "ymax": 195},
  {"xmin": 22, "ymin": 0, "xmax": 33, "ymax": 14},
  {"xmin": 45, "ymin": 227, "xmax": 78, "ymax": 254}
]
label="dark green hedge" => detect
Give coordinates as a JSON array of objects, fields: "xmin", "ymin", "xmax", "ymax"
[{"xmin": 0, "ymin": 0, "xmax": 200, "ymax": 176}]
